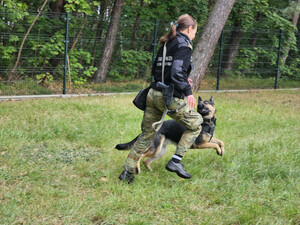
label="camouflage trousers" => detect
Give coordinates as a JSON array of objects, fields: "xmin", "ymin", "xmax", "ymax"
[{"xmin": 123, "ymin": 88, "xmax": 202, "ymax": 173}]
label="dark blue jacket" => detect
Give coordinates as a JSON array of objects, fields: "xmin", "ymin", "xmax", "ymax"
[{"xmin": 152, "ymin": 32, "xmax": 193, "ymax": 99}]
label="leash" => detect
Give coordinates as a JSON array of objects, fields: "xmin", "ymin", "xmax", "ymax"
[
  {"xmin": 152, "ymin": 107, "xmax": 168, "ymax": 131},
  {"xmin": 152, "ymin": 102, "xmax": 187, "ymax": 131},
  {"xmin": 152, "ymin": 43, "xmax": 168, "ymax": 132}
]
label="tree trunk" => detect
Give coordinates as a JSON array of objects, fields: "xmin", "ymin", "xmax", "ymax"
[
  {"xmin": 49, "ymin": 0, "xmax": 66, "ymax": 75},
  {"xmin": 91, "ymin": 0, "xmax": 108, "ymax": 67},
  {"xmin": 221, "ymin": 25, "xmax": 243, "ymax": 76},
  {"xmin": 250, "ymin": 13, "xmax": 264, "ymax": 47},
  {"xmin": 190, "ymin": 0, "xmax": 235, "ymax": 92},
  {"xmin": 50, "ymin": 0, "xmax": 65, "ymax": 17},
  {"xmin": 131, "ymin": 0, "xmax": 144, "ymax": 50},
  {"xmin": 94, "ymin": 0, "xmax": 124, "ymax": 82},
  {"xmin": 279, "ymin": 0, "xmax": 299, "ymax": 78},
  {"xmin": 240, "ymin": 12, "xmax": 264, "ymax": 75},
  {"xmin": 9, "ymin": 0, "xmax": 49, "ymax": 81},
  {"xmin": 71, "ymin": 16, "xmax": 87, "ymax": 50}
]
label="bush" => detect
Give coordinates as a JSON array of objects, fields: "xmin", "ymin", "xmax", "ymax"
[{"xmin": 108, "ymin": 50, "xmax": 152, "ymax": 80}]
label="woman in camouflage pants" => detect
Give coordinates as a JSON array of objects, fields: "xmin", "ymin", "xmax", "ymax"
[{"xmin": 119, "ymin": 14, "xmax": 202, "ymax": 183}]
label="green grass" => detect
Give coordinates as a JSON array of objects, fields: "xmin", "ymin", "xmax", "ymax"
[
  {"xmin": 201, "ymin": 76, "xmax": 300, "ymax": 90},
  {"xmin": 0, "ymin": 90, "xmax": 299, "ymax": 224},
  {"xmin": 0, "ymin": 80, "xmax": 53, "ymax": 95},
  {"xmin": 1, "ymin": 76, "xmax": 299, "ymax": 95}
]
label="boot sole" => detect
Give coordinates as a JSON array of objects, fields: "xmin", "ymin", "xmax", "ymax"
[{"xmin": 165, "ymin": 166, "xmax": 191, "ymax": 179}]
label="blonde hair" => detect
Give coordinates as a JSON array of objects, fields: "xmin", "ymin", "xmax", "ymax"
[{"xmin": 159, "ymin": 14, "xmax": 197, "ymax": 44}]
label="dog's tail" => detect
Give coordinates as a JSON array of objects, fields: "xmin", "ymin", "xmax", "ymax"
[{"xmin": 115, "ymin": 135, "xmax": 140, "ymax": 150}]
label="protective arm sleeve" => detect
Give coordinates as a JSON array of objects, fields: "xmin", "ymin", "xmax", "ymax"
[{"xmin": 171, "ymin": 47, "xmax": 193, "ymax": 97}]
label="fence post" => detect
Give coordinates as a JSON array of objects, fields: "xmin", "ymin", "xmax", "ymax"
[
  {"xmin": 151, "ymin": 19, "xmax": 158, "ymax": 83},
  {"xmin": 275, "ymin": 29, "xmax": 282, "ymax": 89},
  {"xmin": 216, "ymin": 29, "xmax": 224, "ymax": 90},
  {"xmin": 63, "ymin": 12, "xmax": 70, "ymax": 95}
]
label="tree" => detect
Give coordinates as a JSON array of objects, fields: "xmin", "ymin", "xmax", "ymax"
[
  {"xmin": 190, "ymin": 0, "xmax": 236, "ymax": 92},
  {"xmin": 8, "ymin": 0, "xmax": 49, "ymax": 81},
  {"xmin": 91, "ymin": 0, "xmax": 109, "ymax": 67},
  {"xmin": 131, "ymin": 0, "xmax": 145, "ymax": 50},
  {"xmin": 219, "ymin": 0, "xmax": 257, "ymax": 76},
  {"xmin": 50, "ymin": 0, "xmax": 65, "ymax": 17},
  {"xmin": 280, "ymin": 0, "xmax": 299, "ymax": 78},
  {"xmin": 48, "ymin": 0, "xmax": 66, "ymax": 75},
  {"xmin": 221, "ymin": 24, "xmax": 243, "ymax": 76},
  {"xmin": 220, "ymin": 0, "xmax": 298, "ymax": 79},
  {"xmin": 94, "ymin": 0, "xmax": 124, "ymax": 82},
  {"xmin": 1, "ymin": 0, "xmax": 299, "ymax": 84}
]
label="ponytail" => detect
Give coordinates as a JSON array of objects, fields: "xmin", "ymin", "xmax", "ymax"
[
  {"xmin": 159, "ymin": 24, "xmax": 177, "ymax": 44},
  {"xmin": 159, "ymin": 14, "xmax": 197, "ymax": 44}
]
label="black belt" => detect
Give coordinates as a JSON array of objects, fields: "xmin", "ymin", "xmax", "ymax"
[
  {"xmin": 151, "ymin": 82, "xmax": 184, "ymax": 99},
  {"xmin": 151, "ymin": 82, "xmax": 164, "ymax": 92}
]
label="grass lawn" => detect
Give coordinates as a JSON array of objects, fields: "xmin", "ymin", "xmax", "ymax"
[
  {"xmin": 0, "ymin": 89, "xmax": 299, "ymax": 224},
  {"xmin": 1, "ymin": 76, "xmax": 300, "ymax": 95}
]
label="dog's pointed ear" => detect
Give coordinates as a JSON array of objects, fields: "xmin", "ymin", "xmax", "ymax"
[
  {"xmin": 210, "ymin": 96, "xmax": 214, "ymax": 105},
  {"xmin": 198, "ymin": 96, "xmax": 203, "ymax": 103},
  {"xmin": 198, "ymin": 101, "xmax": 204, "ymax": 110}
]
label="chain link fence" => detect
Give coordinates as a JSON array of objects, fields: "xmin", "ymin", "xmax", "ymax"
[{"xmin": 1, "ymin": 11, "xmax": 299, "ymax": 96}]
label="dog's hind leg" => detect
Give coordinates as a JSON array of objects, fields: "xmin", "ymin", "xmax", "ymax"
[
  {"xmin": 136, "ymin": 134, "xmax": 166, "ymax": 173},
  {"xmin": 143, "ymin": 134, "xmax": 166, "ymax": 171},
  {"xmin": 136, "ymin": 146, "xmax": 156, "ymax": 174},
  {"xmin": 143, "ymin": 144, "xmax": 167, "ymax": 171}
]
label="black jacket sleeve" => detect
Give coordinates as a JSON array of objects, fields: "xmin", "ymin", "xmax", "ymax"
[{"xmin": 171, "ymin": 46, "xmax": 193, "ymax": 97}]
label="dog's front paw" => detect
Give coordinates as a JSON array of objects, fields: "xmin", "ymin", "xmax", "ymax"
[{"xmin": 216, "ymin": 147, "xmax": 224, "ymax": 156}]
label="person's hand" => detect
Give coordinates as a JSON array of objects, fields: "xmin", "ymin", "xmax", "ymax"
[
  {"xmin": 188, "ymin": 78, "xmax": 193, "ymax": 86},
  {"xmin": 187, "ymin": 95, "xmax": 196, "ymax": 110}
]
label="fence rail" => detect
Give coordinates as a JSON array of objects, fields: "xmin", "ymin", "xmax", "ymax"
[{"xmin": 0, "ymin": 11, "xmax": 299, "ymax": 96}]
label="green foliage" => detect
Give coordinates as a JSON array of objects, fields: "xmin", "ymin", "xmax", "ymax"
[
  {"xmin": 0, "ymin": 45, "xmax": 17, "ymax": 60},
  {"xmin": 109, "ymin": 50, "xmax": 152, "ymax": 80},
  {"xmin": 65, "ymin": 0, "xmax": 99, "ymax": 15},
  {"xmin": 68, "ymin": 49, "xmax": 97, "ymax": 85},
  {"xmin": 0, "ymin": 1, "xmax": 98, "ymax": 85},
  {"xmin": 39, "ymin": 33, "xmax": 65, "ymax": 57},
  {"xmin": 0, "ymin": 0, "xmax": 28, "ymax": 69},
  {"xmin": 0, "ymin": 0, "xmax": 299, "ymax": 86},
  {"xmin": 0, "ymin": 78, "xmax": 53, "ymax": 95},
  {"xmin": 281, "ymin": 58, "xmax": 300, "ymax": 80},
  {"xmin": 36, "ymin": 72, "xmax": 53, "ymax": 84},
  {"xmin": 220, "ymin": 0, "xmax": 300, "ymax": 80}
]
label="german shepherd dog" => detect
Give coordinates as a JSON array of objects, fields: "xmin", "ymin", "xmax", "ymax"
[{"xmin": 116, "ymin": 96, "xmax": 224, "ymax": 173}]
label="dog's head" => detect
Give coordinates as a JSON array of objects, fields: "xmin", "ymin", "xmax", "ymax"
[{"xmin": 197, "ymin": 96, "xmax": 216, "ymax": 119}]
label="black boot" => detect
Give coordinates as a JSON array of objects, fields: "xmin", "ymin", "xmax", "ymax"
[
  {"xmin": 118, "ymin": 170, "xmax": 135, "ymax": 184},
  {"xmin": 165, "ymin": 159, "xmax": 192, "ymax": 179}
]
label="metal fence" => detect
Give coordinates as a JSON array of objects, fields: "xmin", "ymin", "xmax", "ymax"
[{"xmin": 0, "ymin": 11, "xmax": 299, "ymax": 96}]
